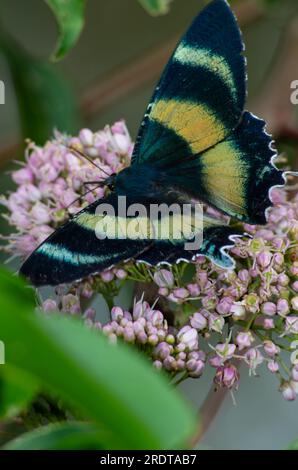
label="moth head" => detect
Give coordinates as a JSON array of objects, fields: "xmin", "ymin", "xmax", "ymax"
[{"xmin": 104, "ymin": 173, "xmax": 116, "ymax": 191}]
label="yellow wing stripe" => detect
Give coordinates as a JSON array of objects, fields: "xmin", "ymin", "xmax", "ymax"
[
  {"xmin": 150, "ymin": 98, "xmax": 227, "ymax": 154},
  {"xmin": 74, "ymin": 210, "xmax": 215, "ymax": 242},
  {"xmin": 200, "ymin": 141, "xmax": 247, "ymax": 218},
  {"xmin": 174, "ymin": 43, "xmax": 237, "ymax": 101}
]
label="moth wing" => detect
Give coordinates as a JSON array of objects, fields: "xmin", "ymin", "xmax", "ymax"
[
  {"xmin": 132, "ymin": 0, "xmax": 246, "ymax": 167},
  {"xmin": 168, "ymin": 111, "xmax": 284, "ymax": 224},
  {"xmin": 20, "ymin": 194, "xmax": 153, "ymax": 286},
  {"xmin": 136, "ymin": 212, "xmax": 244, "ymax": 269}
]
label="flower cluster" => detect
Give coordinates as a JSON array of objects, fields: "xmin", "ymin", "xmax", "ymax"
[
  {"xmin": 1, "ymin": 122, "xmax": 298, "ymax": 400},
  {"xmin": 0, "ymin": 121, "xmax": 132, "ymax": 258}
]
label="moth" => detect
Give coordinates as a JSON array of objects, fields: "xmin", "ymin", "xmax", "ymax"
[{"xmin": 20, "ymin": 0, "xmax": 285, "ymax": 287}]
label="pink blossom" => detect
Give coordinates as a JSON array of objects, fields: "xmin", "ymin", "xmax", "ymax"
[
  {"xmin": 236, "ymin": 331, "xmax": 253, "ymax": 351},
  {"xmin": 12, "ymin": 168, "xmax": 33, "ymax": 185},
  {"xmin": 263, "ymin": 318, "xmax": 274, "ymax": 330},
  {"xmin": 281, "ymin": 381, "xmax": 297, "ymax": 401},
  {"xmin": 153, "ymin": 269, "xmax": 174, "ymax": 288},
  {"xmin": 267, "ymin": 361, "xmax": 279, "ymax": 373},
  {"xmin": 30, "ymin": 202, "xmax": 51, "ymax": 224},
  {"xmin": 215, "ymin": 343, "xmax": 236, "ymax": 361},
  {"xmin": 177, "ymin": 326, "xmax": 198, "ymax": 350},
  {"xmin": 261, "ymin": 302, "xmax": 276, "ymax": 316},
  {"xmin": 190, "ymin": 312, "xmax": 207, "ymax": 330},
  {"xmin": 42, "ymin": 299, "xmax": 57, "ymax": 312},
  {"xmin": 263, "ymin": 340, "xmax": 280, "ymax": 357},
  {"xmin": 257, "ymin": 250, "xmax": 272, "ymax": 268},
  {"xmin": 79, "ymin": 128, "xmax": 94, "ymax": 146},
  {"xmin": 214, "ymin": 364, "xmax": 239, "ymax": 389},
  {"xmin": 216, "ymin": 297, "xmax": 233, "ymax": 315},
  {"xmin": 291, "ymin": 297, "xmax": 298, "ymax": 311},
  {"xmin": 101, "ymin": 270, "xmax": 114, "ymax": 282},
  {"xmin": 277, "ymin": 299, "xmax": 289, "ymax": 316}
]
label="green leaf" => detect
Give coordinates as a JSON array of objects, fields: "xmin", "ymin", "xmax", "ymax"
[
  {"xmin": 0, "ymin": 267, "xmax": 36, "ymax": 310},
  {"xmin": 0, "ymin": 34, "xmax": 80, "ymax": 145},
  {"xmin": 3, "ymin": 422, "xmax": 105, "ymax": 450},
  {"xmin": 288, "ymin": 438, "xmax": 298, "ymax": 450},
  {"xmin": 138, "ymin": 0, "xmax": 173, "ymax": 16},
  {"xmin": 0, "ymin": 268, "xmax": 196, "ymax": 449},
  {"xmin": 0, "ymin": 366, "xmax": 39, "ymax": 420},
  {"xmin": 46, "ymin": 0, "xmax": 86, "ymax": 61}
]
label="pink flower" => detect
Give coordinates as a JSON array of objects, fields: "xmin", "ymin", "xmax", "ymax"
[
  {"xmin": 42, "ymin": 299, "xmax": 57, "ymax": 312},
  {"xmin": 12, "ymin": 168, "xmax": 33, "ymax": 185},
  {"xmin": 100, "ymin": 270, "xmax": 114, "ymax": 282},
  {"xmin": 60, "ymin": 189, "xmax": 80, "ymax": 208},
  {"xmin": 79, "ymin": 128, "xmax": 94, "ymax": 146},
  {"xmin": 263, "ymin": 340, "xmax": 280, "ymax": 357},
  {"xmin": 154, "ymin": 342, "xmax": 172, "ymax": 360},
  {"xmin": 177, "ymin": 326, "xmax": 198, "ymax": 350},
  {"xmin": 111, "ymin": 306, "xmax": 124, "ymax": 321},
  {"xmin": 173, "ymin": 287, "xmax": 189, "ymax": 300},
  {"xmin": 30, "ymin": 202, "xmax": 51, "ymax": 224},
  {"xmin": 236, "ymin": 332, "xmax": 253, "ymax": 351},
  {"xmin": 115, "ymin": 269, "xmax": 127, "ymax": 280},
  {"xmin": 277, "ymin": 299, "xmax": 289, "ymax": 316},
  {"xmin": 187, "ymin": 359, "xmax": 205, "ymax": 378},
  {"xmin": 257, "ymin": 251, "xmax": 272, "ymax": 268},
  {"xmin": 208, "ymin": 314, "xmax": 225, "ymax": 333},
  {"xmin": 230, "ymin": 303, "xmax": 246, "ymax": 320},
  {"xmin": 245, "ymin": 348, "xmax": 264, "ymax": 374},
  {"xmin": 278, "ymin": 273, "xmax": 289, "ymax": 287},
  {"xmin": 38, "ymin": 163, "xmax": 58, "ymax": 182},
  {"xmin": 292, "ymin": 365, "xmax": 298, "ymax": 381},
  {"xmin": 291, "ymin": 297, "xmax": 298, "ymax": 311},
  {"xmin": 216, "ymin": 297, "xmax": 233, "ymax": 315},
  {"xmin": 153, "ymin": 269, "xmax": 174, "ymax": 288},
  {"xmin": 187, "ymin": 283, "xmax": 200, "ymax": 296},
  {"xmin": 263, "ymin": 318, "xmax": 274, "ymax": 330},
  {"xmin": 215, "ymin": 343, "xmax": 236, "ymax": 361},
  {"xmin": 281, "ymin": 381, "xmax": 297, "ymax": 401},
  {"xmin": 190, "ymin": 312, "xmax": 207, "ymax": 330},
  {"xmin": 214, "ymin": 364, "xmax": 239, "ymax": 389},
  {"xmin": 267, "ymin": 361, "xmax": 279, "ymax": 373},
  {"xmin": 18, "ymin": 184, "xmax": 41, "ymax": 203},
  {"xmin": 62, "ymin": 294, "xmax": 81, "ymax": 314},
  {"xmin": 261, "ymin": 302, "xmax": 276, "ymax": 316},
  {"xmin": 238, "ymin": 269, "xmax": 250, "ymax": 283}
]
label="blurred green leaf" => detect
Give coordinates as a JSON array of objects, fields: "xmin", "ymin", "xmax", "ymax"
[
  {"xmin": 0, "ymin": 268, "xmax": 36, "ymax": 309},
  {"xmin": 0, "ymin": 35, "xmax": 80, "ymax": 145},
  {"xmin": 3, "ymin": 422, "xmax": 105, "ymax": 450},
  {"xmin": 0, "ymin": 267, "xmax": 196, "ymax": 449},
  {"xmin": 288, "ymin": 438, "xmax": 298, "ymax": 450},
  {"xmin": 46, "ymin": 0, "xmax": 86, "ymax": 61},
  {"xmin": 0, "ymin": 366, "xmax": 38, "ymax": 420},
  {"xmin": 138, "ymin": 0, "xmax": 173, "ymax": 16}
]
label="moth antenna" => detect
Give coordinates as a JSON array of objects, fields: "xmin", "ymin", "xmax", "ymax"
[{"xmin": 68, "ymin": 145, "xmax": 111, "ymax": 177}]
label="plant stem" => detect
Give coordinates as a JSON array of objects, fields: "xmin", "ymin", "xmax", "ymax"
[
  {"xmin": 103, "ymin": 293, "xmax": 114, "ymax": 311},
  {"xmin": 190, "ymin": 384, "xmax": 229, "ymax": 448}
]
